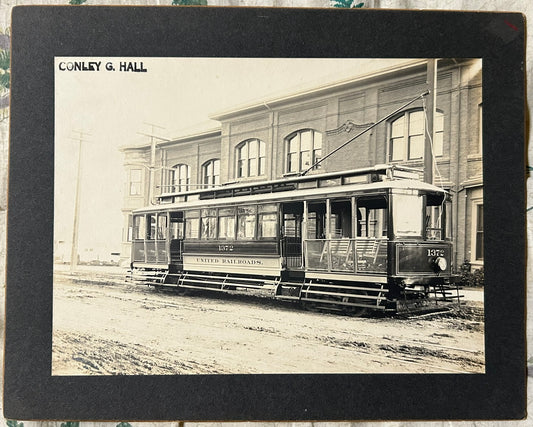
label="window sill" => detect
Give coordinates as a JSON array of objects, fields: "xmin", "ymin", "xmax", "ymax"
[
  {"xmin": 390, "ymin": 157, "xmax": 450, "ymax": 165},
  {"xmin": 469, "ymin": 260, "xmax": 484, "ymax": 269},
  {"xmin": 283, "ymin": 169, "xmax": 322, "ymax": 177},
  {"xmin": 234, "ymin": 175, "xmax": 267, "ymax": 183},
  {"xmin": 283, "ymin": 172, "xmax": 300, "ymax": 177}
]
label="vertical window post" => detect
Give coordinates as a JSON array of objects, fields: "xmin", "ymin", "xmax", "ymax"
[{"xmin": 302, "ymin": 200, "xmax": 308, "ymax": 268}]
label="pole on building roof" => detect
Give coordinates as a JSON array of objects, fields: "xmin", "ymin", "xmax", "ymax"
[
  {"xmin": 424, "ymin": 59, "xmax": 437, "ymax": 184},
  {"xmin": 142, "ymin": 122, "xmax": 166, "ymax": 204}
]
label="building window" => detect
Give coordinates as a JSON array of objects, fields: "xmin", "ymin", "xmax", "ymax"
[
  {"xmin": 170, "ymin": 164, "xmax": 190, "ymax": 193},
  {"xmin": 389, "ymin": 110, "xmax": 444, "ymax": 161},
  {"xmin": 236, "ymin": 139, "xmax": 266, "ymax": 178},
  {"xmin": 129, "ymin": 169, "xmax": 142, "ymax": 196},
  {"xmin": 474, "ymin": 204, "xmax": 484, "ymax": 261},
  {"xmin": 286, "ymin": 129, "xmax": 322, "ymax": 173},
  {"xmin": 203, "ymin": 159, "xmax": 220, "ymax": 188}
]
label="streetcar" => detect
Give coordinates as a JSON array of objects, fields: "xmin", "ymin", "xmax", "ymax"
[{"xmin": 129, "ymin": 164, "xmax": 461, "ymax": 315}]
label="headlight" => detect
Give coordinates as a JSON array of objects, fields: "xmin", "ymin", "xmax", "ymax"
[{"xmin": 435, "ymin": 256, "xmax": 447, "ymax": 271}]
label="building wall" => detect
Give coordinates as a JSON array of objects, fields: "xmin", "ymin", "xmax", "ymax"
[{"xmin": 120, "ymin": 59, "xmax": 483, "ymax": 271}]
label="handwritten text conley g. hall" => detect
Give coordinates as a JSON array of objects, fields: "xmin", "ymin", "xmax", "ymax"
[{"xmin": 57, "ymin": 61, "xmax": 147, "ymax": 73}]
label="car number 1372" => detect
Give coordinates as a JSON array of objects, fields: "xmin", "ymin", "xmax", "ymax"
[{"xmin": 427, "ymin": 248, "xmax": 445, "ymax": 257}]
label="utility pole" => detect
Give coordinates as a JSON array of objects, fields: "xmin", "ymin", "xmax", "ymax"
[
  {"xmin": 140, "ymin": 122, "xmax": 166, "ymax": 203},
  {"xmin": 69, "ymin": 130, "xmax": 91, "ymax": 272},
  {"xmin": 424, "ymin": 58, "xmax": 437, "ymax": 184}
]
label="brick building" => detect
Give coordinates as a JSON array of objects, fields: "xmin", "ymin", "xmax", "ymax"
[{"xmin": 120, "ymin": 58, "xmax": 482, "ymax": 271}]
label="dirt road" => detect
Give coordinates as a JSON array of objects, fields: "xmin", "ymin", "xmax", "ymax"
[{"xmin": 52, "ymin": 269, "xmax": 485, "ymax": 375}]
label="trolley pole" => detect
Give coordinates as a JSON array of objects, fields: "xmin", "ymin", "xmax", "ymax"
[
  {"xmin": 70, "ymin": 130, "xmax": 91, "ymax": 272},
  {"xmin": 424, "ymin": 59, "xmax": 437, "ymax": 184}
]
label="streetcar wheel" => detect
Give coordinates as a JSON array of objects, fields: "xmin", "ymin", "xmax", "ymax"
[
  {"xmin": 302, "ymin": 301, "xmax": 320, "ymax": 312},
  {"xmin": 174, "ymin": 286, "xmax": 189, "ymax": 296},
  {"xmin": 341, "ymin": 293, "xmax": 369, "ymax": 317}
]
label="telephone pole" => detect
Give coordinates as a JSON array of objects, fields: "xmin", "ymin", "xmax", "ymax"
[{"xmin": 70, "ymin": 130, "xmax": 91, "ymax": 272}]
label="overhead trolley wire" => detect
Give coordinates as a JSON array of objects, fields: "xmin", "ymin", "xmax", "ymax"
[{"xmin": 300, "ymin": 90, "xmax": 430, "ymax": 176}]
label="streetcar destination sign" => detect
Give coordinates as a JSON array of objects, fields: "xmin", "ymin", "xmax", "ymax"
[{"xmin": 183, "ymin": 255, "xmax": 282, "ymax": 275}]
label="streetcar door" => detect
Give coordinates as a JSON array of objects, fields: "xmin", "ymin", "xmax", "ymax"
[
  {"xmin": 282, "ymin": 202, "xmax": 303, "ymax": 268},
  {"xmin": 169, "ymin": 211, "xmax": 184, "ymax": 267}
]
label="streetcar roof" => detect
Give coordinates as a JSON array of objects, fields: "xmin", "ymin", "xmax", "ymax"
[
  {"xmin": 133, "ymin": 178, "xmax": 446, "ymax": 214},
  {"xmin": 157, "ymin": 164, "xmax": 422, "ymax": 199}
]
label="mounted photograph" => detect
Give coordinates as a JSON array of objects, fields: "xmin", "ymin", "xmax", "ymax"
[{"xmin": 52, "ymin": 56, "xmax": 484, "ymax": 376}]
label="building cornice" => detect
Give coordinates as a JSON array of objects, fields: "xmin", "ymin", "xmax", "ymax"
[
  {"xmin": 208, "ymin": 59, "xmax": 475, "ymax": 122},
  {"xmin": 120, "ymin": 127, "xmax": 221, "ymax": 152}
]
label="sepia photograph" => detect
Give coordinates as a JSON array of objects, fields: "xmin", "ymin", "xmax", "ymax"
[{"xmin": 52, "ymin": 56, "xmax": 485, "ymax": 376}]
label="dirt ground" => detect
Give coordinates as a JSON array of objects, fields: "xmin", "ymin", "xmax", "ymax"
[{"xmin": 52, "ymin": 267, "xmax": 485, "ymax": 375}]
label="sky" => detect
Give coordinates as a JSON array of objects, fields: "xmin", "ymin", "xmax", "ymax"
[{"xmin": 54, "ymin": 57, "xmax": 413, "ymax": 262}]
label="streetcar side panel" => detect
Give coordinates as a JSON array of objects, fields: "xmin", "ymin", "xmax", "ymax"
[{"xmin": 181, "ymin": 203, "xmax": 283, "ymax": 277}]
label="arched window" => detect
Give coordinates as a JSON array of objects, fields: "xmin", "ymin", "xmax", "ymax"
[
  {"xmin": 170, "ymin": 164, "xmax": 190, "ymax": 192},
  {"xmin": 389, "ymin": 110, "xmax": 444, "ymax": 162},
  {"xmin": 286, "ymin": 129, "xmax": 322, "ymax": 173},
  {"xmin": 236, "ymin": 139, "xmax": 265, "ymax": 178},
  {"xmin": 203, "ymin": 159, "xmax": 220, "ymax": 188}
]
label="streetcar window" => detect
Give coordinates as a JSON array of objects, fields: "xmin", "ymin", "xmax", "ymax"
[
  {"xmin": 393, "ymin": 193, "xmax": 423, "ymax": 237},
  {"xmin": 258, "ymin": 213, "xmax": 278, "ymax": 238},
  {"xmin": 258, "ymin": 203, "xmax": 277, "ymax": 213},
  {"xmin": 133, "ymin": 215, "xmax": 146, "ymax": 240},
  {"xmin": 170, "ymin": 221, "xmax": 184, "ymax": 240},
  {"xmin": 127, "ymin": 215, "xmax": 133, "ymax": 242},
  {"xmin": 425, "ymin": 193, "xmax": 449, "ymax": 241},
  {"xmin": 446, "ymin": 200, "xmax": 452, "ymax": 240},
  {"xmin": 307, "ymin": 204, "xmax": 325, "ymax": 239},
  {"xmin": 201, "ymin": 208, "xmax": 217, "ymax": 240},
  {"xmin": 147, "ymin": 214, "xmax": 157, "ymax": 240},
  {"xmin": 283, "ymin": 213, "xmax": 299, "ymax": 237},
  {"xmin": 218, "ymin": 207, "xmax": 236, "ymax": 240},
  {"xmin": 258, "ymin": 204, "xmax": 279, "ymax": 238},
  {"xmin": 170, "ymin": 212, "xmax": 184, "ymax": 240},
  {"xmin": 331, "ymin": 200, "xmax": 352, "ymax": 238},
  {"xmin": 357, "ymin": 197, "xmax": 388, "ymax": 238},
  {"xmin": 157, "ymin": 214, "xmax": 168, "ymax": 240},
  {"xmin": 185, "ymin": 210, "xmax": 200, "ymax": 239},
  {"xmin": 237, "ymin": 206, "xmax": 257, "ymax": 240},
  {"xmin": 426, "ymin": 205, "xmax": 443, "ymax": 240}
]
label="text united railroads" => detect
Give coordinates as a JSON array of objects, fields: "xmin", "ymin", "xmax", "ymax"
[{"xmin": 195, "ymin": 257, "xmax": 264, "ymax": 266}]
